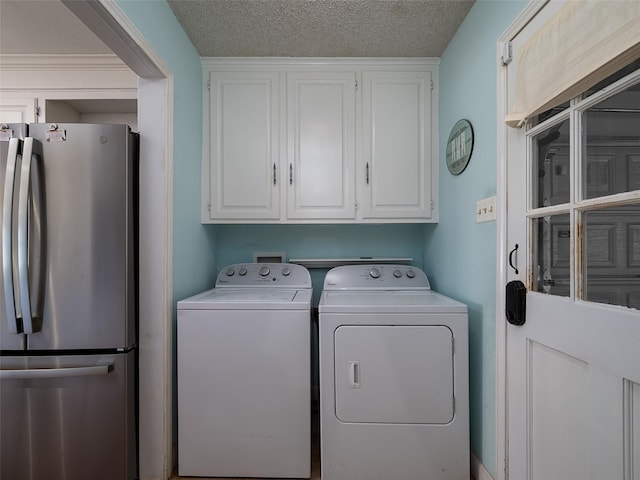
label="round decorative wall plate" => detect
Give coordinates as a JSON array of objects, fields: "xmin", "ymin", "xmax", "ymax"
[{"xmin": 446, "ymin": 119, "xmax": 474, "ymax": 175}]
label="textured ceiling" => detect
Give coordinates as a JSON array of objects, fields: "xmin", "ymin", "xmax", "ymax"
[
  {"xmin": 168, "ymin": 0, "xmax": 475, "ymax": 57},
  {"xmin": 0, "ymin": 0, "xmax": 474, "ymax": 58}
]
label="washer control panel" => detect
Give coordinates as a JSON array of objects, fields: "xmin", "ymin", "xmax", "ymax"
[
  {"xmin": 323, "ymin": 265, "xmax": 430, "ymax": 290},
  {"xmin": 216, "ymin": 263, "xmax": 311, "ymax": 287}
]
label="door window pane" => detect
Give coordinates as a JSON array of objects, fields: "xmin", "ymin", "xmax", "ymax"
[
  {"xmin": 532, "ymin": 120, "xmax": 570, "ymax": 208},
  {"xmin": 532, "ymin": 214, "xmax": 571, "ymax": 297},
  {"xmin": 582, "ymin": 81, "xmax": 640, "ymax": 200},
  {"xmin": 582, "ymin": 205, "xmax": 640, "ymax": 309}
]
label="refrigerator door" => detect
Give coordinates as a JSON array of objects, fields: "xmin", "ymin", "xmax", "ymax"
[
  {"xmin": 1, "ymin": 124, "xmax": 27, "ymax": 350},
  {"xmin": 0, "ymin": 351, "xmax": 137, "ymax": 480},
  {"xmin": 26, "ymin": 123, "xmax": 137, "ymax": 350}
]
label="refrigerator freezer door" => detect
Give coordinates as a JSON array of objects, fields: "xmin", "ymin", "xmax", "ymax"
[
  {"xmin": 0, "ymin": 351, "xmax": 137, "ymax": 480},
  {"xmin": 26, "ymin": 123, "xmax": 137, "ymax": 350}
]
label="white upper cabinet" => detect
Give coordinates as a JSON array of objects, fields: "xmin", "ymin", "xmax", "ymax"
[
  {"xmin": 0, "ymin": 97, "xmax": 38, "ymax": 124},
  {"xmin": 287, "ymin": 72, "xmax": 356, "ymax": 220},
  {"xmin": 361, "ymin": 71, "xmax": 434, "ymax": 220},
  {"xmin": 202, "ymin": 59, "xmax": 438, "ymax": 224},
  {"xmin": 205, "ymin": 71, "xmax": 281, "ymax": 220}
]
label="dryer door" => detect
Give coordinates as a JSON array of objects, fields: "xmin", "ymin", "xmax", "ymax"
[{"xmin": 334, "ymin": 325, "xmax": 454, "ymax": 424}]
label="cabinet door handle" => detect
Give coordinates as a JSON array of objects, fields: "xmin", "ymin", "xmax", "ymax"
[
  {"xmin": 366, "ymin": 162, "xmax": 370, "ymax": 185},
  {"xmin": 289, "ymin": 164, "xmax": 293, "ymax": 185},
  {"xmin": 273, "ymin": 163, "xmax": 277, "ymax": 185}
]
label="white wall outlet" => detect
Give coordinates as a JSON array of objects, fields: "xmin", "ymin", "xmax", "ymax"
[{"xmin": 476, "ymin": 196, "xmax": 497, "ymax": 223}]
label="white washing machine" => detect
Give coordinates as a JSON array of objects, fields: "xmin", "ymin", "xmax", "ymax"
[
  {"xmin": 319, "ymin": 265, "xmax": 469, "ymax": 480},
  {"xmin": 177, "ymin": 263, "xmax": 312, "ymax": 478}
]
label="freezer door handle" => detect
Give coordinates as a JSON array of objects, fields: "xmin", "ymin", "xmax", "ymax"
[
  {"xmin": 0, "ymin": 364, "xmax": 114, "ymax": 379},
  {"xmin": 2, "ymin": 138, "xmax": 21, "ymax": 334},
  {"xmin": 18, "ymin": 137, "xmax": 44, "ymax": 333}
]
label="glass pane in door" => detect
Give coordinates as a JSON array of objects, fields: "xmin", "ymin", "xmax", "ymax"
[
  {"xmin": 531, "ymin": 119, "xmax": 570, "ymax": 208},
  {"xmin": 582, "ymin": 204, "xmax": 640, "ymax": 309},
  {"xmin": 582, "ymin": 80, "xmax": 640, "ymax": 200},
  {"xmin": 531, "ymin": 213, "xmax": 571, "ymax": 297}
]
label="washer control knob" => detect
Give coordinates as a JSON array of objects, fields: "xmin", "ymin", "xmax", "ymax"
[
  {"xmin": 282, "ymin": 267, "xmax": 291, "ymax": 276},
  {"xmin": 406, "ymin": 269, "xmax": 416, "ymax": 279},
  {"xmin": 225, "ymin": 268, "xmax": 235, "ymax": 276},
  {"xmin": 238, "ymin": 267, "xmax": 248, "ymax": 276},
  {"xmin": 393, "ymin": 269, "xmax": 403, "ymax": 278},
  {"xmin": 369, "ymin": 267, "xmax": 381, "ymax": 279},
  {"xmin": 259, "ymin": 266, "xmax": 271, "ymax": 277}
]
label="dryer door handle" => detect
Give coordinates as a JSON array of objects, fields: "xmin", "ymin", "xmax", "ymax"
[{"xmin": 348, "ymin": 361, "xmax": 360, "ymax": 389}]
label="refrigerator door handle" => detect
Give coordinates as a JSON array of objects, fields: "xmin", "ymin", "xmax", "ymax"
[
  {"xmin": 0, "ymin": 364, "xmax": 114, "ymax": 380},
  {"xmin": 2, "ymin": 138, "xmax": 21, "ymax": 334},
  {"xmin": 17, "ymin": 137, "xmax": 36, "ymax": 334}
]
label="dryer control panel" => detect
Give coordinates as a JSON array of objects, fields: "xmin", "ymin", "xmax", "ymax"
[
  {"xmin": 323, "ymin": 264, "xmax": 430, "ymax": 290},
  {"xmin": 215, "ymin": 263, "xmax": 312, "ymax": 288}
]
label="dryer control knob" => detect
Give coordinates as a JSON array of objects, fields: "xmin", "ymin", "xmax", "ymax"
[
  {"xmin": 282, "ymin": 267, "xmax": 291, "ymax": 276},
  {"xmin": 259, "ymin": 266, "xmax": 271, "ymax": 277},
  {"xmin": 369, "ymin": 267, "xmax": 381, "ymax": 279},
  {"xmin": 226, "ymin": 268, "xmax": 235, "ymax": 276},
  {"xmin": 238, "ymin": 267, "xmax": 247, "ymax": 276},
  {"xmin": 393, "ymin": 269, "xmax": 403, "ymax": 278},
  {"xmin": 406, "ymin": 269, "xmax": 416, "ymax": 278}
]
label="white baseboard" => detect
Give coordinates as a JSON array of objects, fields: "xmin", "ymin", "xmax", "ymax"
[{"xmin": 471, "ymin": 452, "xmax": 495, "ymax": 480}]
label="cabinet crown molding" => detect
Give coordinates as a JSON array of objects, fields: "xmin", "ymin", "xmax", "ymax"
[
  {"xmin": 0, "ymin": 54, "xmax": 129, "ymax": 70},
  {"xmin": 202, "ymin": 57, "xmax": 440, "ymax": 69}
]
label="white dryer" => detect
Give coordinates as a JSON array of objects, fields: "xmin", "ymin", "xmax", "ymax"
[
  {"xmin": 319, "ymin": 265, "xmax": 469, "ymax": 480},
  {"xmin": 177, "ymin": 263, "xmax": 312, "ymax": 478}
]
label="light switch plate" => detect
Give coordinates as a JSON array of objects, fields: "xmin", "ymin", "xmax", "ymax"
[{"xmin": 476, "ymin": 196, "xmax": 497, "ymax": 223}]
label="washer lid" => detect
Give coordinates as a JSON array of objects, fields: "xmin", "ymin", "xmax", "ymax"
[
  {"xmin": 319, "ymin": 290, "xmax": 466, "ymax": 314},
  {"xmin": 178, "ymin": 288, "xmax": 312, "ymax": 310}
]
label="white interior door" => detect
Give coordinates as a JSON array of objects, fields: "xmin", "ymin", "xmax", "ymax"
[{"xmin": 505, "ymin": 5, "xmax": 640, "ymax": 479}]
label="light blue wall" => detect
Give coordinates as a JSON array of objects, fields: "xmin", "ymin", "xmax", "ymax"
[
  {"xmin": 427, "ymin": 0, "xmax": 526, "ymax": 476},
  {"xmin": 115, "ymin": 0, "xmax": 217, "ymax": 304}
]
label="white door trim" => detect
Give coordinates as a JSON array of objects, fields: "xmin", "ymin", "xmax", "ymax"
[
  {"xmin": 495, "ymin": 3, "xmax": 549, "ymax": 480},
  {"xmin": 64, "ymin": 1, "xmax": 175, "ymax": 478}
]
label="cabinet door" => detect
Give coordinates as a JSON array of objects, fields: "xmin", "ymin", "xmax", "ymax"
[
  {"xmin": 0, "ymin": 97, "xmax": 38, "ymax": 123},
  {"xmin": 206, "ymin": 72, "xmax": 280, "ymax": 221},
  {"xmin": 286, "ymin": 73, "xmax": 356, "ymax": 220},
  {"xmin": 361, "ymin": 71, "xmax": 433, "ymax": 220}
]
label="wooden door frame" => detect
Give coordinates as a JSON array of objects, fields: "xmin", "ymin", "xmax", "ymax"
[{"xmin": 495, "ymin": 2, "xmax": 549, "ymax": 480}]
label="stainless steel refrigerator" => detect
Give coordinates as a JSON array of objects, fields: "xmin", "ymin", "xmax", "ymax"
[{"xmin": 0, "ymin": 123, "xmax": 138, "ymax": 480}]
